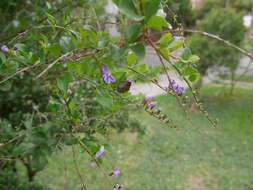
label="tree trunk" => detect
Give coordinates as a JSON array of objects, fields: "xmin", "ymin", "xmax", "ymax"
[{"xmin": 229, "ymin": 71, "xmax": 236, "ymax": 95}]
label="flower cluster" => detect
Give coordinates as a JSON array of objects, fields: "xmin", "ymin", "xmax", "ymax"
[
  {"xmin": 1, "ymin": 45, "xmax": 19, "ymax": 53},
  {"xmin": 101, "ymin": 65, "xmax": 116, "ymax": 84},
  {"xmin": 171, "ymin": 80, "xmax": 185, "ymax": 96}
]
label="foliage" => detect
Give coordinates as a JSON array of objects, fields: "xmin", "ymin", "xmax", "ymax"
[
  {"xmin": 189, "ymin": 8, "xmax": 246, "ymax": 77},
  {"xmin": 0, "ymin": 0, "xmax": 205, "ymax": 188},
  {"xmin": 196, "ymin": 0, "xmax": 253, "ymax": 20},
  {"xmin": 163, "ymin": 0, "xmax": 196, "ymax": 28}
]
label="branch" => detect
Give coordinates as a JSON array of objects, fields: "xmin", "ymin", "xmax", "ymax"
[
  {"xmin": 3, "ymin": 2, "xmax": 84, "ymax": 43},
  {"xmin": 0, "ymin": 62, "xmax": 39, "ymax": 85},
  {"xmin": 169, "ymin": 29, "xmax": 253, "ymax": 60}
]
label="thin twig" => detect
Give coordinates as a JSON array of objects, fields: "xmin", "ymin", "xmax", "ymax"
[
  {"xmin": 72, "ymin": 146, "xmax": 87, "ymax": 190},
  {"xmin": 0, "ymin": 61, "xmax": 39, "ymax": 84},
  {"xmin": 168, "ymin": 29, "xmax": 253, "ymax": 60},
  {"xmin": 8, "ymin": 25, "xmax": 69, "ymax": 45},
  {"xmin": 35, "ymin": 52, "xmax": 73, "ymax": 79}
]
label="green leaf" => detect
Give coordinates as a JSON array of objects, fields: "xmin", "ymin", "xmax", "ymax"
[
  {"xmin": 147, "ymin": 16, "xmax": 169, "ymax": 32},
  {"xmin": 181, "ymin": 48, "xmax": 192, "ymax": 60},
  {"xmin": 158, "ymin": 47, "xmax": 170, "ymax": 59},
  {"xmin": 45, "ymin": 12, "xmax": 57, "ymax": 25},
  {"xmin": 0, "ymin": 52, "xmax": 6, "ymax": 65},
  {"xmin": 56, "ymin": 73, "xmax": 74, "ymax": 92},
  {"xmin": 0, "ymin": 81, "xmax": 12, "ymax": 91},
  {"xmin": 188, "ymin": 55, "xmax": 200, "ymax": 64},
  {"xmin": 96, "ymin": 90, "xmax": 113, "ymax": 109},
  {"xmin": 125, "ymin": 23, "xmax": 142, "ymax": 43},
  {"xmin": 159, "ymin": 33, "xmax": 172, "ymax": 48},
  {"xmin": 48, "ymin": 44, "xmax": 61, "ymax": 57},
  {"xmin": 118, "ymin": 0, "xmax": 144, "ymax": 21},
  {"xmin": 127, "ymin": 52, "xmax": 138, "ymax": 65},
  {"xmin": 182, "ymin": 67, "xmax": 198, "ymax": 77},
  {"xmin": 0, "ymin": 62, "xmax": 18, "ymax": 76},
  {"xmin": 139, "ymin": 64, "xmax": 147, "ymax": 73},
  {"xmin": 131, "ymin": 43, "xmax": 146, "ymax": 60},
  {"xmin": 189, "ymin": 73, "xmax": 200, "ymax": 82},
  {"xmin": 143, "ymin": 0, "xmax": 161, "ymax": 21},
  {"xmin": 168, "ymin": 39, "xmax": 184, "ymax": 52}
]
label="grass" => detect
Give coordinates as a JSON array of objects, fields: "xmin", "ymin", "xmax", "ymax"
[
  {"xmin": 36, "ymin": 86, "xmax": 253, "ymax": 190},
  {"xmin": 220, "ymin": 74, "xmax": 253, "ymax": 83}
]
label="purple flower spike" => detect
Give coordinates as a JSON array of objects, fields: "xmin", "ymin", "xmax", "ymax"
[
  {"xmin": 95, "ymin": 145, "xmax": 105, "ymax": 158},
  {"xmin": 112, "ymin": 168, "xmax": 120, "ymax": 178},
  {"xmin": 148, "ymin": 101, "xmax": 157, "ymax": 108},
  {"xmin": 1, "ymin": 45, "xmax": 9, "ymax": 53},
  {"xmin": 102, "ymin": 65, "xmax": 116, "ymax": 84}
]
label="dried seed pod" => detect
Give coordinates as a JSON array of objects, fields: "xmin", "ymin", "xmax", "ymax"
[{"xmin": 117, "ymin": 80, "xmax": 132, "ymax": 93}]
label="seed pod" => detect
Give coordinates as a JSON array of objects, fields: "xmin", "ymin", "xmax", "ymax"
[
  {"xmin": 117, "ymin": 80, "xmax": 132, "ymax": 93},
  {"xmin": 183, "ymin": 96, "xmax": 189, "ymax": 105}
]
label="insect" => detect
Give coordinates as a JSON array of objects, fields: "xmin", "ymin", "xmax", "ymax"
[{"xmin": 117, "ymin": 80, "xmax": 132, "ymax": 93}]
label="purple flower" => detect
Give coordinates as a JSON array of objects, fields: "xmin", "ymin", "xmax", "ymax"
[
  {"xmin": 148, "ymin": 101, "xmax": 157, "ymax": 108},
  {"xmin": 95, "ymin": 145, "xmax": 105, "ymax": 158},
  {"xmin": 1, "ymin": 45, "xmax": 9, "ymax": 53},
  {"xmin": 171, "ymin": 79, "xmax": 185, "ymax": 96},
  {"xmin": 177, "ymin": 86, "xmax": 185, "ymax": 95},
  {"xmin": 13, "ymin": 45, "xmax": 19, "ymax": 51},
  {"xmin": 112, "ymin": 168, "xmax": 120, "ymax": 178},
  {"xmin": 144, "ymin": 96, "xmax": 153, "ymax": 101},
  {"xmin": 89, "ymin": 161, "xmax": 97, "ymax": 167},
  {"xmin": 153, "ymin": 108, "xmax": 161, "ymax": 114},
  {"xmin": 119, "ymin": 184, "xmax": 124, "ymax": 189},
  {"xmin": 171, "ymin": 79, "xmax": 176, "ymax": 85},
  {"xmin": 102, "ymin": 65, "xmax": 116, "ymax": 84}
]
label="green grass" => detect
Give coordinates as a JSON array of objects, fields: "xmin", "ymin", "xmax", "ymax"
[
  {"xmin": 36, "ymin": 86, "xmax": 253, "ymax": 190},
  {"xmin": 220, "ymin": 74, "xmax": 253, "ymax": 83}
]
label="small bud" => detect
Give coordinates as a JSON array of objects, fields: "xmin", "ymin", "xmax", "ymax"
[
  {"xmin": 183, "ymin": 96, "xmax": 189, "ymax": 104},
  {"xmin": 13, "ymin": 45, "xmax": 19, "ymax": 51},
  {"xmin": 153, "ymin": 108, "xmax": 161, "ymax": 114},
  {"xmin": 159, "ymin": 114, "xmax": 167, "ymax": 120},
  {"xmin": 148, "ymin": 101, "xmax": 157, "ymax": 109},
  {"xmin": 144, "ymin": 96, "xmax": 153, "ymax": 102}
]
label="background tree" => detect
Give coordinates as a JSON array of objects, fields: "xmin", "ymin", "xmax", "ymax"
[
  {"xmin": 163, "ymin": 0, "xmax": 196, "ymax": 28},
  {"xmin": 188, "ymin": 7, "xmax": 246, "ymax": 93}
]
